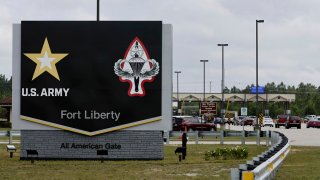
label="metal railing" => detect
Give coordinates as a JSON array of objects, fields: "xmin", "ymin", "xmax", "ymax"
[
  {"xmin": 164, "ymin": 130, "xmax": 271, "ymax": 146},
  {"xmin": 231, "ymin": 131, "xmax": 290, "ymax": 180},
  {"xmin": 0, "ymin": 130, "xmax": 21, "ymax": 144}
]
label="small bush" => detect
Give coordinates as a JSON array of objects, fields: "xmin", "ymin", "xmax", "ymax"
[
  {"xmin": 204, "ymin": 146, "xmax": 248, "ymax": 160},
  {"xmin": 0, "ymin": 121, "xmax": 11, "ymax": 128}
]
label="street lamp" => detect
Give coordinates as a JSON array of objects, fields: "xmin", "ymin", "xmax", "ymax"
[
  {"xmin": 200, "ymin": 60, "xmax": 209, "ymax": 101},
  {"xmin": 174, "ymin": 71, "xmax": 181, "ymax": 115},
  {"xmin": 97, "ymin": 0, "xmax": 100, "ymax": 21},
  {"xmin": 217, "ymin": 44, "xmax": 228, "ymax": 121},
  {"xmin": 256, "ymin": 19, "xmax": 264, "ymax": 131}
]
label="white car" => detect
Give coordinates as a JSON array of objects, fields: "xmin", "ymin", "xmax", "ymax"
[
  {"xmin": 263, "ymin": 116, "xmax": 275, "ymax": 127},
  {"xmin": 304, "ymin": 115, "xmax": 316, "ymax": 122}
]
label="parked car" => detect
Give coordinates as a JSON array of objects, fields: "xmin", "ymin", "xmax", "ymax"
[
  {"xmin": 234, "ymin": 116, "xmax": 246, "ymax": 126},
  {"xmin": 224, "ymin": 118, "xmax": 234, "ymax": 125},
  {"xmin": 213, "ymin": 117, "xmax": 223, "ymax": 125},
  {"xmin": 307, "ymin": 116, "xmax": 320, "ymax": 128},
  {"xmin": 275, "ymin": 114, "xmax": 289, "ymax": 128},
  {"xmin": 304, "ymin": 115, "xmax": 316, "ymax": 123},
  {"xmin": 173, "ymin": 116, "xmax": 217, "ymax": 131},
  {"xmin": 262, "ymin": 116, "xmax": 275, "ymax": 127},
  {"xmin": 285, "ymin": 116, "xmax": 301, "ymax": 129},
  {"xmin": 172, "ymin": 116, "xmax": 192, "ymax": 130},
  {"xmin": 242, "ymin": 117, "xmax": 254, "ymax": 126}
]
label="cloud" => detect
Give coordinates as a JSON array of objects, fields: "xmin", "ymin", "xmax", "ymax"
[{"xmin": 1, "ymin": 0, "xmax": 320, "ymax": 92}]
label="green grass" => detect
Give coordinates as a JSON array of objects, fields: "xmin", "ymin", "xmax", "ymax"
[
  {"xmin": 0, "ymin": 128, "xmax": 11, "ymax": 131},
  {"xmin": 0, "ymin": 144, "xmax": 266, "ymax": 180},
  {"xmin": 0, "ymin": 136, "xmax": 20, "ymax": 141},
  {"xmin": 276, "ymin": 146, "xmax": 320, "ymax": 180}
]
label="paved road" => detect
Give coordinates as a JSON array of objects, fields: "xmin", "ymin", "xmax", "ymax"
[{"xmin": 224, "ymin": 123, "xmax": 320, "ymax": 146}]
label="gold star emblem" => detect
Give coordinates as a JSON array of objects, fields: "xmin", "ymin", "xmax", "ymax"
[{"xmin": 24, "ymin": 37, "xmax": 68, "ymax": 81}]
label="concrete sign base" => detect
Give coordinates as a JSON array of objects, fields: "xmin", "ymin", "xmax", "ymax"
[{"xmin": 20, "ymin": 130, "xmax": 163, "ymax": 160}]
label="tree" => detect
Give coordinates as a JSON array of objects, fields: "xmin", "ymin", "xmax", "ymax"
[
  {"xmin": 230, "ymin": 86, "xmax": 241, "ymax": 93},
  {"xmin": 225, "ymin": 81, "xmax": 320, "ymax": 117},
  {"xmin": 0, "ymin": 74, "xmax": 12, "ymax": 101}
]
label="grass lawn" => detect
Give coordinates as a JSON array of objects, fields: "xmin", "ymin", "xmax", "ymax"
[
  {"xmin": 0, "ymin": 128, "xmax": 11, "ymax": 131},
  {"xmin": 0, "ymin": 144, "xmax": 266, "ymax": 180},
  {"xmin": 275, "ymin": 146, "xmax": 320, "ymax": 180}
]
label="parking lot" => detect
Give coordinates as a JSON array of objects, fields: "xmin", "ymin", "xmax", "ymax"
[{"xmin": 225, "ymin": 123, "xmax": 320, "ymax": 146}]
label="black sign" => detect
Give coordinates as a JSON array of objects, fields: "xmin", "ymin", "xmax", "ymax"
[{"xmin": 21, "ymin": 21, "xmax": 162, "ymax": 135}]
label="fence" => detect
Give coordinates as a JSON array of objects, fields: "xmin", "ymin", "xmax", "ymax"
[
  {"xmin": 1, "ymin": 130, "xmax": 270, "ymax": 145},
  {"xmin": 0, "ymin": 130, "xmax": 20, "ymax": 144},
  {"xmin": 164, "ymin": 130, "xmax": 271, "ymax": 146}
]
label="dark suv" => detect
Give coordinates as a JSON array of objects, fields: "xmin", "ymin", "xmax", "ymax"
[
  {"xmin": 172, "ymin": 116, "xmax": 217, "ymax": 131},
  {"xmin": 285, "ymin": 116, "xmax": 301, "ymax": 129}
]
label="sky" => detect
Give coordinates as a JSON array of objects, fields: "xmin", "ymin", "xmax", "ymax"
[{"xmin": 1, "ymin": 0, "xmax": 320, "ymax": 92}]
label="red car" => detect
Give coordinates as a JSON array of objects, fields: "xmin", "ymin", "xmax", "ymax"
[
  {"xmin": 307, "ymin": 116, "xmax": 320, "ymax": 128},
  {"xmin": 275, "ymin": 115, "xmax": 289, "ymax": 128},
  {"xmin": 242, "ymin": 117, "xmax": 254, "ymax": 126},
  {"xmin": 285, "ymin": 116, "xmax": 301, "ymax": 129},
  {"xmin": 173, "ymin": 116, "xmax": 217, "ymax": 131}
]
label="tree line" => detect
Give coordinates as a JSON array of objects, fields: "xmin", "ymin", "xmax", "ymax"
[
  {"xmin": 222, "ymin": 82, "xmax": 320, "ymax": 118},
  {"xmin": 0, "ymin": 74, "xmax": 12, "ymax": 118},
  {"xmin": 0, "ymin": 74, "xmax": 11, "ymax": 101},
  {"xmin": 0, "ymin": 73, "xmax": 319, "ymax": 118}
]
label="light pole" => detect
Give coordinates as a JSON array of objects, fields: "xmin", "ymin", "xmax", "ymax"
[
  {"xmin": 97, "ymin": 0, "xmax": 100, "ymax": 21},
  {"xmin": 256, "ymin": 20, "xmax": 264, "ymax": 131},
  {"xmin": 174, "ymin": 71, "xmax": 181, "ymax": 115},
  {"xmin": 200, "ymin": 60, "xmax": 208, "ymax": 101},
  {"xmin": 218, "ymin": 44, "xmax": 228, "ymax": 122}
]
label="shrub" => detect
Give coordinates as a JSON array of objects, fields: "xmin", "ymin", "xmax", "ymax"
[
  {"xmin": 204, "ymin": 146, "xmax": 248, "ymax": 160},
  {"xmin": 0, "ymin": 121, "xmax": 12, "ymax": 128}
]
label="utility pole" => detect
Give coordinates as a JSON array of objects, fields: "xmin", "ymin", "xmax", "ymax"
[
  {"xmin": 97, "ymin": 0, "xmax": 100, "ymax": 21},
  {"xmin": 256, "ymin": 20, "xmax": 264, "ymax": 131}
]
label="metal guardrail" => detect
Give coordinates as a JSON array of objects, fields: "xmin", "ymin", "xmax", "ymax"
[
  {"xmin": 164, "ymin": 130, "xmax": 270, "ymax": 146},
  {"xmin": 0, "ymin": 130, "xmax": 21, "ymax": 136},
  {"xmin": 0, "ymin": 131, "xmax": 7, "ymax": 136},
  {"xmin": 231, "ymin": 131, "xmax": 290, "ymax": 180},
  {"xmin": 0, "ymin": 130, "xmax": 21, "ymax": 144}
]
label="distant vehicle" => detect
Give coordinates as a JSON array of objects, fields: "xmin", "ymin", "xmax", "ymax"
[
  {"xmin": 285, "ymin": 116, "xmax": 301, "ymax": 129},
  {"xmin": 172, "ymin": 116, "xmax": 217, "ymax": 131},
  {"xmin": 242, "ymin": 117, "xmax": 254, "ymax": 126},
  {"xmin": 307, "ymin": 116, "xmax": 320, "ymax": 128},
  {"xmin": 275, "ymin": 115, "xmax": 289, "ymax": 128},
  {"xmin": 224, "ymin": 117, "xmax": 234, "ymax": 125},
  {"xmin": 172, "ymin": 116, "xmax": 192, "ymax": 130},
  {"xmin": 213, "ymin": 117, "xmax": 223, "ymax": 125},
  {"xmin": 304, "ymin": 115, "xmax": 316, "ymax": 122},
  {"xmin": 262, "ymin": 116, "xmax": 275, "ymax": 127},
  {"xmin": 224, "ymin": 111, "xmax": 238, "ymax": 125},
  {"xmin": 234, "ymin": 116, "xmax": 246, "ymax": 126}
]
